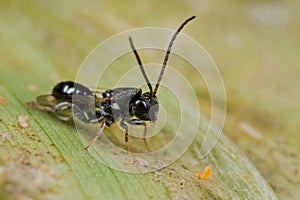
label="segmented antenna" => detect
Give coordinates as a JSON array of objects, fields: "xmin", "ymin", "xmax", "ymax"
[
  {"xmin": 152, "ymin": 16, "xmax": 196, "ymax": 96},
  {"xmin": 129, "ymin": 36, "xmax": 153, "ymax": 95}
]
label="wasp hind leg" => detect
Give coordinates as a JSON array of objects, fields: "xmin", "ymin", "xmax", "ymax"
[
  {"xmin": 27, "ymin": 101, "xmax": 56, "ymax": 112},
  {"xmin": 27, "ymin": 101, "xmax": 73, "ymax": 121}
]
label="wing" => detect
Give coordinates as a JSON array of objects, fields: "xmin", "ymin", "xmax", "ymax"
[
  {"xmin": 34, "ymin": 94, "xmax": 72, "ymax": 120},
  {"xmin": 34, "ymin": 94, "xmax": 111, "ymax": 122},
  {"xmin": 36, "ymin": 94, "xmax": 66, "ymax": 107},
  {"xmin": 71, "ymin": 95, "xmax": 97, "ymax": 111}
]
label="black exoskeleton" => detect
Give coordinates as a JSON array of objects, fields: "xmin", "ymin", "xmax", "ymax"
[{"xmin": 27, "ymin": 16, "xmax": 196, "ymax": 152}]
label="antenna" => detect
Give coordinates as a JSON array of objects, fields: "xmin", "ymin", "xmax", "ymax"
[
  {"xmin": 129, "ymin": 36, "xmax": 153, "ymax": 95},
  {"xmin": 152, "ymin": 16, "xmax": 196, "ymax": 96}
]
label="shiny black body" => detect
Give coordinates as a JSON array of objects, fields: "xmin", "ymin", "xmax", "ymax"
[
  {"xmin": 28, "ymin": 16, "xmax": 196, "ymax": 151},
  {"xmin": 30, "ymin": 81, "xmax": 159, "ymax": 150},
  {"xmin": 41, "ymin": 81, "xmax": 158, "ymax": 128}
]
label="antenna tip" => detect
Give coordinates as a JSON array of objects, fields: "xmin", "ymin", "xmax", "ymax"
[
  {"xmin": 129, "ymin": 36, "xmax": 134, "ymax": 48},
  {"xmin": 188, "ymin": 16, "xmax": 196, "ymax": 21}
]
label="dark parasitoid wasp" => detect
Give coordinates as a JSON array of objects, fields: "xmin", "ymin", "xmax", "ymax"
[{"xmin": 27, "ymin": 16, "xmax": 196, "ymax": 153}]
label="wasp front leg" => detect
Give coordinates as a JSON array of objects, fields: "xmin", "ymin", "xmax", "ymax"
[{"xmin": 126, "ymin": 119, "xmax": 151, "ymax": 152}]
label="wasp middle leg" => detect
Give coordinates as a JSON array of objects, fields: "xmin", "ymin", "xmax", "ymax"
[
  {"xmin": 84, "ymin": 119, "xmax": 107, "ymax": 150},
  {"xmin": 120, "ymin": 119, "xmax": 134, "ymax": 163}
]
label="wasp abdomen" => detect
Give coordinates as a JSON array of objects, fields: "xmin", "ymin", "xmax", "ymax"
[{"xmin": 52, "ymin": 81, "xmax": 93, "ymax": 100}]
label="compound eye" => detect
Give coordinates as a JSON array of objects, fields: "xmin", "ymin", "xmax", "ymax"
[{"xmin": 135, "ymin": 100, "xmax": 148, "ymax": 112}]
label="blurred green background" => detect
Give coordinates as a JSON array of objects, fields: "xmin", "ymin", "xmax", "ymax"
[{"xmin": 0, "ymin": 0, "xmax": 299, "ymax": 199}]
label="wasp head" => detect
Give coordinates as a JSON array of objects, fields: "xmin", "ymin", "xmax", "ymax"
[
  {"xmin": 128, "ymin": 16, "xmax": 195, "ymax": 122},
  {"xmin": 129, "ymin": 92, "xmax": 158, "ymax": 122}
]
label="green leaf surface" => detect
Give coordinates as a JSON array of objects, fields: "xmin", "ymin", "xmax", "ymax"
[{"xmin": 1, "ymin": 0, "xmax": 299, "ymax": 199}]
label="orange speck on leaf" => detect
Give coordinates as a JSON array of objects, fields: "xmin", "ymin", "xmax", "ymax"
[
  {"xmin": 195, "ymin": 166, "xmax": 213, "ymax": 180},
  {"xmin": 0, "ymin": 96, "xmax": 9, "ymax": 104}
]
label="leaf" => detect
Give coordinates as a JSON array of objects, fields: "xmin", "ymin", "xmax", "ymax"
[
  {"xmin": 0, "ymin": 69, "xmax": 278, "ymax": 199},
  {"xmin": 0, "ymin": 1, "xmax": 279, "ymax": 199}
]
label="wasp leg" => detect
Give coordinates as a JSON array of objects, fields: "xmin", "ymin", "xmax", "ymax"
[
  {"xmin": 84, "ymin": 119, "xmax": 106, "ymax": 150},
  {"xmin": 51, "ymin": 102, "xmax": 74, "ymax": 121},
  {"xmin": 53, "ymin": 102, "xmax": 72, "ymax": 111},
  {"xmin": 27, "ymin": 101, "xmax": 73, "ymax": 121},
  {"xmin": 126, "ymin": 119, "xmax": 151, "ymax": 152},
  {"xmin": 27, "ymin": 101, "xmax": 72, "ymax": 112},
  {"xmin": 27, "ymin": 101, "xmax": 56, "ymax": 112},
  {"xmin": 120, "ymin": 119, "xmax": 133, "ymax": 163},
  {"xmin": 120, "ymin": 119, "xmax": 130, "ymax": 152}
]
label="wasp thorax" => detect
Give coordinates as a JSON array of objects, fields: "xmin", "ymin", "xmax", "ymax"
[{"xmin": 130, "ymin": 92, "xmax": 159, "ymax": 121}]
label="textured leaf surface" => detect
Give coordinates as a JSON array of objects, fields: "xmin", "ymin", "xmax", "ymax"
[{"xmin": 1, "ymin": 0, "xmax": 299, "ymax": 199}]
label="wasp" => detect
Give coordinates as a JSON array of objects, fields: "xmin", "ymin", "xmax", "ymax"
[{"xmin": 28, "ymin": 16, "xmax": 196, "ymax": 153}]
